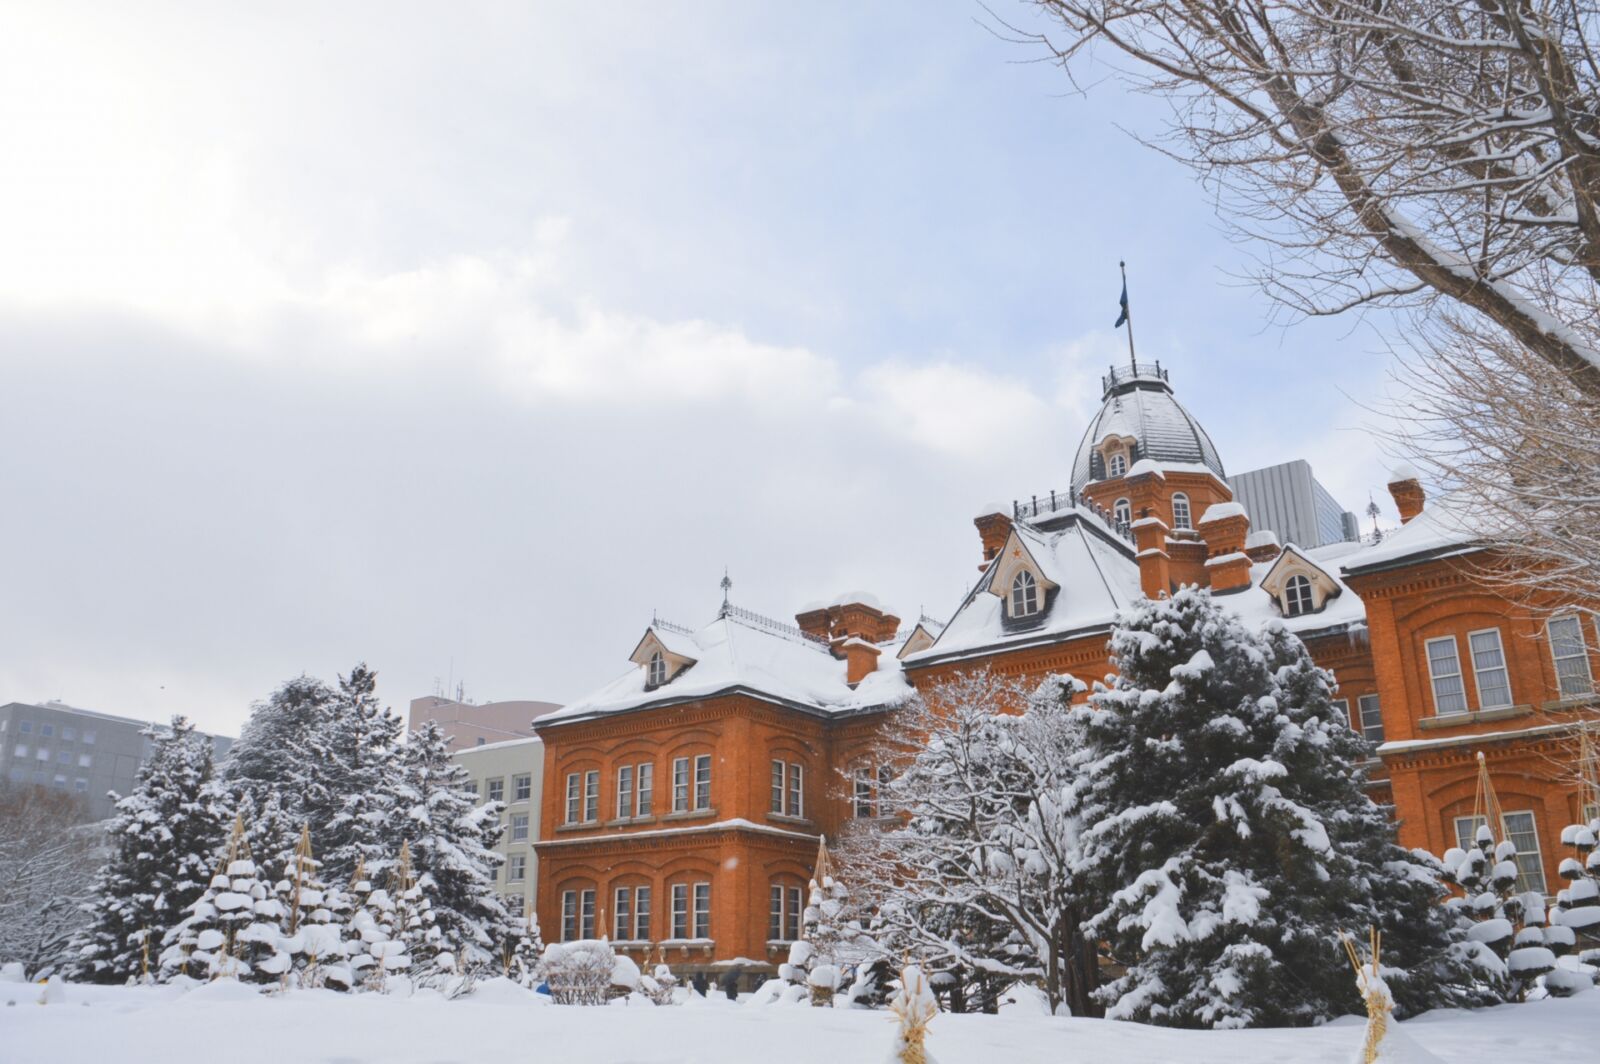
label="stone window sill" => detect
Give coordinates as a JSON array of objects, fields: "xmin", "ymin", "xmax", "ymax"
[
  {"xmin": 1419, "ymin": 704, "xmax": 1533, "ymax": 731},
  {"xmin": 662, "ymin": 808, "xmax": 717, "ymax": 822},
  {"xmin": 554, "ymin": 820, "xmax": 603, "ymax": 833},
  {"xmin": 605, "ymin": 815, "xmax": 659, "ymax": 828},
  {"xmin": 1541, "ymin": 695, "xmax": 1598, "ymax": 712},
  {"xmin": 768, "ymin": 813, "xmax": 814, "ymax": 828}
]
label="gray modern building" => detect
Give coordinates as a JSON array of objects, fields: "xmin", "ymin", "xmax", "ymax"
[
  {"xmin": 1227, "ymin": 459, "xmax": 1360, "ymax": 550},
  {"xmin": 0, "ymin": 700, "xmax": 233, "ymax": 822}
]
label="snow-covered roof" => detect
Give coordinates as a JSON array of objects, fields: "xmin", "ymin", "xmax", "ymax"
[
  {"xmin": 1338, "ymin": 490, "xmax": 1481, "ymax": 575},
  {"xmin": 1070, "ymin": 367, "xmax": 1226, "ymax": 491},
  {"xmin": 540, "ymin": 611, "xmax": 915, "ymax": 727},
  {"xmin": 1232, "ymin": 542, "xmax": 1368, "ymax": 638},
  {"xmin": 905, "ymin": 515, "xmax": 1145, "ymax": 664}
]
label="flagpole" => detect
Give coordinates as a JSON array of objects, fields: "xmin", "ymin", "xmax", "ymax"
[{"xmin": 1120, "ymin": 260, "xmax": 1137, "ymax": 372}]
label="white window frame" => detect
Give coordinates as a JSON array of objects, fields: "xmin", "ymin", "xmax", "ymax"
[
  {"xmin": 1467, "ymin": 627, "xmax": 1514, "ymax": 709},
  {"xmin": 672, "ymin": 756, "xmax": 690, "ymax": 812},
  {"xmin": 769, "ymin": 884, "xmax": 785, "ymax": 941},
  {"xmin": 648, "ymin": 651, "xmax": 668, "ymax": 686},
  {"xmin": 617, "ymin": 764, "xmax": 634, "ymax": 818},
  {"xmin": 1108, "ymin": 452, "xmax": 1127, "ymax": 477},
  {"xmin": 671, "ymin": 883, "xmax": 689, "ymax": 939},
  {"xmin": 694, "ymin": 754, "xmax": 711, "ymax": 810},
  {"xmin": 583, "ymin": 769, "xmax": 600, "ymax": 822},
  {"xmin": 614, "ymin": 887, "xmax": 632, "ymax": 940},
  {"xmin": 1283, "ymin": 574, "xmax": 1314, "ymax": 617},
  {"xmin": 510, "ymin": 812, "xmax": 529, "ymax": 842},
  {"xmin": 1010, "ymin": 570, "xmax": 1039, "ymax": 617},
  {"xmin": 787, "ymin": 761, "xmax": 803, "ymax": 818},
  {"xmin": 770, "ymin": 759, "xmax": 785, "ymax": 814},
  {"xmin": 1547, "ymin": 615, "xmax": 1594, "ymax": 698},
  {"xmin": 853, "ymin": 766, "xmax": 875, "ymax": 818},
  {"xmin": 1171, "ymin": 492, "xmax": 1191, "ymax": 530},
  {"xmin": 634, "ymin": 886, "xmax": 651, "ymax": 940},
  {"xmin": 512, "ymin": 774, "xmax": 532, "ymax": 803},
  {"xmin": 636, "ymin": 762, "xmax": 653, "ymax": 816},
  {"xmin": 692, "ymin": 882, "xmax": 711, "ymax": 939},
  {"xmin": 1425, "ymin": 636, "xmax": 1468, "ymax": 715},
  {"xmin": 580, "ymin": 888, "xmax": 596, "ymax": 939},
  {"xmin": 1113, "ymin": 498, "xmax": 1131, "ymax": 526},
  {"xmin": 1331, "ymin": 698, "xmax": 1351, "ymax": 728},
  {"xmin": 565, "ymin": 773, "xmax": 581, "ymax": 824},
  {"xmin": 507, "ymin": 853, "xmax": 527, "ymax": 882},
  {"xmin": 561, "ymin": 890, "xmax": 578, "ymax": 941},
  {"xmin": 486, "ymin": 777, "xmax": 505, "ymax": 803},
  {"xmin": 786, "ymin": 885, "xmax": 802, "ymax": 941},
  {"xmin": 1357, "ymin": 694, "xmax": 1384, "ymax": 744}
]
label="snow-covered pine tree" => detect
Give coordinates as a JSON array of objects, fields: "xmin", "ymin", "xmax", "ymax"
[
  {"xmin": 1437, "ymin": 753, "xmax": 1571, "ymax": 998},
  {"xmin": 1551, "ymin": 726, "xmax": 1600, "ymax": 985},
  {"xmin": 159, "ymin": 815, "xmax": 290, "ymax": 984},
  {"xmin": 347, "ymin": 856, "xmax": 409, "ymax": 992},
  {"xmin": 223, "ymin": 675, "xmax": 335, "ymax": 815},
  {"xmin": 388, "ymin": 841, "xmax": 444, "ymax": 985},
  {"xmin": 385, "ymin": 720, "xmax": 509, "ymax": 970},
  {"xmin": 240, "ymin": 790, "xmax": 297, "ymax": 889},
  {"xmin": 306, "ymin": 664, "xmax": 405, "ymax": 887},
  {"xmin": 1069, "ymin": 588, "xmax": 1481, "ymax": 1027},
  {"xmin": 280, "ymin": 824, "xmax": 348, "ymax": 989},
  {"xmin": 503, "ymin": 911, "xmax": 544, "ymax": 987},
  {"xmin": 72, "ymin": 717, "xmax": 228, "ymax": 984},
  {"xmin": 799, "ymin": 836, "xmax": 853, "ymax": 1005}
]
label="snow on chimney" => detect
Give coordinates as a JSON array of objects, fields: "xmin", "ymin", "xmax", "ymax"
[{"xmin": 1387, "ymin": 465, "xmax": 1425, "ymax": 524}]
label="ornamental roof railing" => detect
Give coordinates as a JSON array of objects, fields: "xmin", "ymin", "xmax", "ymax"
[
  {"xmin": 1012, "ymin": 488, "xmax": 1137, "ymax": 546},
  {"xmin": 1101, "ymin": 360, "xmax": 1169, "ymax": 397}
]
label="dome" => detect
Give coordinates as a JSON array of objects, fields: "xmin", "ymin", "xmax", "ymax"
[{"xmin": 1070, "ymin": 362, "xmax": 1225, "ymax": 492}]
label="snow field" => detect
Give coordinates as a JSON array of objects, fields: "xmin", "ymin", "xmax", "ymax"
[{"xmin": 1, "ymin": 979, "xmax": 1594, "ymax": 1064}]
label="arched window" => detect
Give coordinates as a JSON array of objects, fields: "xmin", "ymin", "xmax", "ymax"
[
  {"xmin": 648, "ymin": 651, "xmax": 668, "ymax": 686},
  {"xmin": 1010, "ymin": 570, "xmax": 1039, "ymax": 617},
  {"xmin": 1114, "ymin": 498, "xmax": 1132, "ymax": 527},
  {"xmin": 1284, "ymin": 574, "xmax": 1314, "ymax": 617},
  {"xmin": 1171, "ymin": 493, "xmax": 1191, "ymax": 530},
  {"xmin": 1108, "ymin": 453, "xmax": 1127, "ymax": 477}
]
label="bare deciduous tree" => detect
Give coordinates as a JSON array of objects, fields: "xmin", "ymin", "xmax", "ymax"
[
  {"xmin": 1022, "ymin": 0, "xmax": 1600, "ymax": 393},
  {"xmin": 0, "ymin": 783, "xmax": 100, "ymax": 978}
]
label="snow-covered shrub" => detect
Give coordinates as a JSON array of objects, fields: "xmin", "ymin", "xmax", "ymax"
[
  {"xmin": 502, "ymin": 912, "xmax": 544, "ymax": 988},
  {"xmin": 538, "ymin": 940, "xmax": 616, "ymax": 1005},
  {"xmin": 1551, "ymin": 816, "xmax": 1600, "ymax": 988},
  {"xmin": 640, "ymin": 962, "xmax": 679, "ymax": 1005}
]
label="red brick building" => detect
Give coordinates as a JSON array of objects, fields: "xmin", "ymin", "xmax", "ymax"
[{"xmin": 534, "ymin": 361, "xmax": 1599, "ymax": 975}]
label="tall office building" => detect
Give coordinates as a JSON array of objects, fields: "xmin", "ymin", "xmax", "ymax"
[
  {"xmin": 0, "ymin": 700, "xmax": 233, "ymax": 821},
  {"xmin": 1228, "ymin": 459, "xmax": 1359, "ymax": 549}
]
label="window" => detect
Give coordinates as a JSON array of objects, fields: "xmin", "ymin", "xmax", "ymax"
[
  {"xmin": 464, "ymin": 779, "xmax": 479, "ymax": 797},
  {"xmin": 634, "ymin": 886, "xmax": 651, "ymax": 940},
  {"xmin": 671, "ymin": 884, "xmax": 689, "ymax": 939},
  {"xmin": 615, "ymin": 887, "xmax": 633, "ymax": 940},
  {"xmin": 476, "ymin": 737, "xmax": 486, "ymax": 746},
  {"xmin": 637, "ymin": 762, "xmax": 653, "ymax": 816},
  {"xmin": 1010, "ymin": 570, "xmax": 1039, "ymax": 617},
  {"xmin": 1426, "ymin": 637, "xmax": 1468, "ymax": 715},
  {"xmin": 878, "ymin": 764, "xmax": 894, "ymax": 814},
  {"xmin": 35, "ymin": 748, "xmax": 49, "ymax": 762},
  {"xmin": 507, "ymin": 854, "xmax": 527, "ymax": 882},
  {"xmin": 565, "ymin": 773, "xmax": 582, "ymax": 824},
  {"xmin": 1455, "ymin": 812, "xmax": 1546, "ymax": 895},
  {"xmin": 1113, "ymin": 498, "xmax": 1131, "ymax": 526},
  {"xmin": 1171, "ymin": 493, "xmax": 1191, "ymax": 530},
  {"xmin": 692, "ymin": 882, "xmax": 711, "ymax": 939},
  {"xmin": 13, "ymin": 745, "xmax": 25, "ymax": 759},
  {"xmin": 769, "ymin": 883, "xmax": 804, "ymax": 941},
  {"xmin": 1548, "ymin": 616, "xmax": 1593, "ymax": 697},
  {"xmin": 584, "ymin": 770, "xmax": 600, "ymax": 822},
  {"xmin": 1469, "ymin": 629, "xmax": 1513, "ymax": 709},
  {"xmin": 82, "ymin": 729, "xmax": 95, "ymax": 745},
  {"xmin": 56, "ymin": 750, "xmax": 70, "ymax": 764},
  {"xmin": 854, "ymin": 767, "xmax": 875, "ymax": 818},
  {"xmin": 52, "ymin": 774, "xmax": 66, "ymax": 789},
  {"xmin": 77, "ymin": 753, "xmax": 91, "ymax": 768},
  {"xmin": 73, "ymin": 778, "xmax": 88, "ymax": 793},
  {"xmin": 562, "ymin": 891, "xmax": 578, "ymax": 940},
  {"xmin": 1283, "ymin": 574, "xmax": 1314, "ymax": 617},
  {"xmin": 60, "ymin": 727, "xmax": 74, "ymax": 742},
  {"xmin": 513, "ymin": 774, "xmax": 531, "ymax": 802},
  {"xmin": 771, "ymin": 760, "xmax": 785, "ymax": 814},
  {"xmin": 648, "ymin": 651, "xmax": 668, "ymax": 686},
  {"xmin": 486, "ymin": 777, "xmax": 505, "ymax": 803},
  {"xmin": 1357, "ymin": 694, "xmax": 1384, "ymax": 744},
  {"xmin": 1332, "ymin": 698, "xmax": 1351, "ymax": 727},
  {"xmin": 17, "ymin": 721, "xmax": 31, "ymax": 734},
  {"xmin": 39, "ymin": 724, "xmax": 53, "ymax": 738},
  {"xmin": 510, "ymin": 813, "xmax": 529, "ymax": 842},
  {"xmin": 1108, "ymin": 452, "xmax": 1127, "ymax": 477},
  {"xmin": 673, "ymin": 757, "xmax": 690, "ymax": 812},
  {"xmin": 694, "ymin": 754, "xmax": 711, "ymax": 810},
  {"xmin": 787, "ymin": 762, "xmax": 803, "ymax": 818},
  {"xmin": 618, "ymin": 765, "xmax": 634, "ymax": 818},
  {"xmin": 580, "ymin": 889, "xmax": 595, "ymax": 939}
]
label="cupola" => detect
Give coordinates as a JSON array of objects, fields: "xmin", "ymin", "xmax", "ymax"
[{"xmin": 1069, "ymin": 362, "xmax": 1225, "ymax": 492}]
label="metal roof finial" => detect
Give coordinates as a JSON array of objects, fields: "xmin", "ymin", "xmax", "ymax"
[{"xmin": 720, "ymin": 568, "xmax": 733, "ymax": 613}]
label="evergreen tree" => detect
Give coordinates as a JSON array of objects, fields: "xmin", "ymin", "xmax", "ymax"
[
  {"xmin": 306, "ymin": 664, "xmax": 405, "ymax": 887},
  {"xmin": 159, "ymin": 816, "xmax": 289, "ymax": 983},
  {"xmin": 385, "ymin": 721, "xmax": 510, "ymax": 968},
  {"xmin": 72, "ymin": 717, "xmax": 228, "ymax": 984},
  {"xmin": 503, "ymin": 911, "xmax": 544, "ymax": 987},
  {"xmin": 347, "ymin": 859, "xmax": 406, "ymax": 992},
  {"xmin": 1068, "ymin": 588, "xmax": 1481, "ymax": 1027},
  {"xmin": 223, "ymin": 676, "xmax": 335, "ymax": 812},
  {"xmin": 279, "ymin": 825, "xmax": 349, "ymax": 989}
]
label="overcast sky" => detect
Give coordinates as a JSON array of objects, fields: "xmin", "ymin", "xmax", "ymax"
[{"xmin": 0, "ymin": 2, "xmax": 1405, "ymax": 736}]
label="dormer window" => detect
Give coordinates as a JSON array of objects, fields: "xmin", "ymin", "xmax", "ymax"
[
  {"xmin": 647, "ymin": 651, "xmax": 668, "ymax": 687},
  {"xmin": 1283, "ymin": 575, "xmax": 1313, "ymax": 617},
  {"xmin": 1114, "ymin": 498, "xmax": 1131, "ymax": 527},
  {"xmin": 1171, "ymin": 493, "xmax": 1191, "ymax": 530},
  {"xmin": 1010, "ymin": 570, "xmax": 1040, "ymax": 617},
  {"xmin": 1108, "ymin": 453, "xmax": 1127, "ymax": 477}
]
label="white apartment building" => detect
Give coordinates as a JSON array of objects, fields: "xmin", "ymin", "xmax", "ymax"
[{"xmin": 452, "ymin": 736, "xmax": 544, "ymax": 919}]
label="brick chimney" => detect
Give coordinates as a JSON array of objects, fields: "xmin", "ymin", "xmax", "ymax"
[
  {"xmin": 797, "ymin": 596, "xmax": 900, "ymax": 682},
  {"xmin": 1244, "ymin": 530, "xmax": 1282, "ymax": 564},
  {"xmin": 795, "ymin": 606, "xmax": 831, "ymax": 643},
  {"xmin": 840, "ymin": 639, "xmax": 882, "ymax": 687},
  {"xmin": 974, "ymin": 509, "xmax": 1014, "ymax": 572},
  {"xmin": 1388, "ymin": 465, "xmax": 1426, "ymax": 524},
  {"xmin": 1130, "ymin": 508, "xmax": 1171, "ymax": 600},
  {"xmin": 1198, "ymin": 501, "xmax": 1253, "ymax": 593}
]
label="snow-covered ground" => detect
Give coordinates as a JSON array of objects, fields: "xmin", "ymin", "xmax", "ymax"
[{"xmin": 2, "ymin": 979, "xmax": 1592, "ymax": 1064}]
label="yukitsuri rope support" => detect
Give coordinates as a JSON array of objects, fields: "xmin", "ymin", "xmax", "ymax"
[
  {"xmin": 888, "ymin": 964, "xmax": 938, "ymax": 1064},
  {"xmin": 1341, "ymin": 928, "xmax": 1388, "ymax": 1064}
]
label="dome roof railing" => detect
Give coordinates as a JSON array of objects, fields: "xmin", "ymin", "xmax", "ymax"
[
  {"xmin": 1011, "ymin": 488, "xmax": 1137, "ymax": 546},
  {"xmin": 1101, "ymin": 360, "xmax": 1169, "ymax": 398}
]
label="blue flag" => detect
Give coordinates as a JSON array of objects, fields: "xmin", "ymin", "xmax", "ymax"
[{"xmin": 1114, "ymin": 280, "xmax": 1129, "ymax": 328}]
